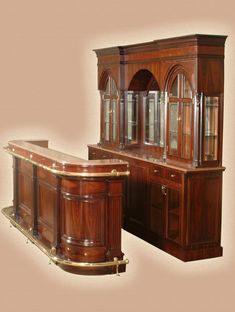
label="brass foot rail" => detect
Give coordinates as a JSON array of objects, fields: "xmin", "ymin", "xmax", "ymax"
[{"xmin": 1, "ymin": 206, "xmax": 129, "ymax": 275}]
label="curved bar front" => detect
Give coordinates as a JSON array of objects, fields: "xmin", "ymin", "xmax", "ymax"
[{"xmin": 2, "ymin": 140, "xmax": 130, "ymax": 275}]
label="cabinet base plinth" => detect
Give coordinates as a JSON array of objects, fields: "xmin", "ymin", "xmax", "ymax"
[
  {"xmin": 162, "ymin": 241, "xmax": 223, "ymax": 262},
  {"xmin": 124, "ymin": 222, "xmax": 222, "ymax": 262}
]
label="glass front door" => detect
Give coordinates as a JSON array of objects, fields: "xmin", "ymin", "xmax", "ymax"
[{"xmin": 167, "ymin": 73, "xmax": 193, "ymax": 160}]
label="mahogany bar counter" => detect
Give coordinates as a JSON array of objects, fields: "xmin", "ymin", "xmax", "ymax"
[{"xmin": 2, "ymin": 140, "xmax": 129, "ymax": 275}]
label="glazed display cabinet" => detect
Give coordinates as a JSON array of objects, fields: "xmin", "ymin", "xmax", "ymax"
[{"xmin": 88, "ymin": 34, "xmax": 227, "ymax": 261}]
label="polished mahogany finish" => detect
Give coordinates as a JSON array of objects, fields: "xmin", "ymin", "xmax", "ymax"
[
  {"xmin": 88, "ymin": 34, "xmax": 227, "ymax": 261},
  {"xmin": 3, "ymin": 140, "xmax": 129, "ymax": 275}
]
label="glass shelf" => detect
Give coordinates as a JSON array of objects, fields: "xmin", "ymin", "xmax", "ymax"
[{"xmin": 203, "ymin": 96, "xmax": 219, "ymax": 161}]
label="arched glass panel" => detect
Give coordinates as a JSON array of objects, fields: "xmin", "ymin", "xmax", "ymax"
[
  {"xmin": 168, "ymin": 72, "xmax": 193, "ymax": 159},
  {"xmin": 102, "ymin": 76, "xmax": 118, "ymax": 143},
  {"xmin": 171, "ymin": 76, "xmax": 179, "ymax": 97}
]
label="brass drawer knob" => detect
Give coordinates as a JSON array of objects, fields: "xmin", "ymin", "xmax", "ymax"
[
  {"xmin": 170, "ymin": 174, "xmax": 176, "ymax": 178},
  {"xmin": 154, "ymin": 169, "xmax": 159, "ymax": 173}
]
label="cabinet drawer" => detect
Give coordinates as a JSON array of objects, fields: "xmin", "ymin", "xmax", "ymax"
[
  {"xmin": 164, "ymin": 169, "xmax": 181, "ymax": 183},
  {"xmin": 150, "ymin": 165, "xmax": 164, "ymax": 178}
]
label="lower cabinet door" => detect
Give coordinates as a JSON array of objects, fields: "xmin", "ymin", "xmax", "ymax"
[
  {"xmin": 166, "ymin": 186, "xmax": 181, "ymax": 244},
  {"xmin": 149, "ymin": 181, "xmax": 164, "ymax": 236},
  {"xmin": 149, "ymin": 181, "xmax": 181, "ymax": 244},
  {"xmin": 128, "ymin": 162, "xmax": 148, "ymax": 229}
]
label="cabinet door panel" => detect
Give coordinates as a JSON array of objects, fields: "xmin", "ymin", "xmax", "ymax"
[
  {"xmin": 149, "ymin": 182, "xmax": 164, "ymax": 235},
  {"xmin": 166, "ymin": 187, "xmax": 181, "ymax": 243}
]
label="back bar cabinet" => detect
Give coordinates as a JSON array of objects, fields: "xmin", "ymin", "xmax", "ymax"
[{"xmin": 88, "ymin": 34, "xmax": 227, "ymax": 261}]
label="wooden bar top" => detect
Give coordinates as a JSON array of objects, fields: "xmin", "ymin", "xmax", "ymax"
[
  {"xmin": 5, "ymin": 140, "xmax": 130, "ymax": 177},
  {"xmin": 88, "ymin": 144, "xmax": 225, "ymax": 174}
]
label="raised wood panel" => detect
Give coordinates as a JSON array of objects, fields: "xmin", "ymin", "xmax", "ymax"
[
  {"xmin": 37, "ymin": 182, "xmax": 55, "ymax": 227},
  {"xmin": 62, "ymin": 196, "xmax": 106, "ymax": 246},
  {"xmin": 187, "ymin": 173, "xmax": 222, "ymax": 245},
  {"xmin": 18, "ymin": 159, "xmax": 33, "ymax": 174},
  {"xmin": 18, "ymin": 172, "xmax": 32, "ymax": 211},
  {"xmin": 37, "ymin": 222, "xmax": 53, "ymax": 246},
  {"xmin": 37, "ymin": 167, "xmax": 57, "ymax": 188}
]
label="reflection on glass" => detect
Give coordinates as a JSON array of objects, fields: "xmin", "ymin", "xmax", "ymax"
[
  {"xmin": 105, "ymin": 78, "xmax": 110, "ymax": 95},
  {"xmin": 204, "ymin": 96, "xmax": 219, "ymax": 161},
  {"xmin": 144, "ymin": 91, "xmax": 163, "ymax": 146},
  {"xmin": 159, "ymin": 93, "xmax": 165, "ymax": 147},
  {"xmin": 145, "ymin": 93, "xmax": 156, "ymax": 144},
  {"xmin": 104, "ymin": 99, "xmax": 110, "ymax": 141},
  {"xmin": 111, "ymin": 78, "xmax": 117, "ymax": 95},
  {"xmin": 145, "ymin": 96, "xmax": 155, "ymax": 143},
  {"xmin": 169, "ymin": 102, "xmax": 179, "ymax": 152},
  {"xmin": 112, "ymin": 100, "xmax": 117, "ymax": 141},
  {"xmin": 171, "ymin": 76, "xmax": 178, "ymax": 97},
  {"xmin": 168, "ymin": 73, "xmax": 193, "ymax": 159},
  {"xmin": 182, "ymin": 103, "xmax": 192, "ymax": 159},
  {"xmin": 102, "ymin": 76, "xmax": 118, "ymax": 143},
  {"xmin": 183, "ymin": 76, "xmax": 192, "ymax": 99},
  {"xmin": 127, "ymin": 92, "xmax": 138, "ymax": 143}
]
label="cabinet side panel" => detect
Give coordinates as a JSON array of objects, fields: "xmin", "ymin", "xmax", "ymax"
[
  {"xmin": 127, "ymin": 163, "xmax": 148, "ymax": 228},
  {"xmin": 186, "ymin": 172, "xmax": 222, "ymax": 245}
]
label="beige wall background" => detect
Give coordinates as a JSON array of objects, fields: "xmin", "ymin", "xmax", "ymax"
[{"xmin": 0, "ymin": 1, "xmax": 235, "ymax": 311}]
